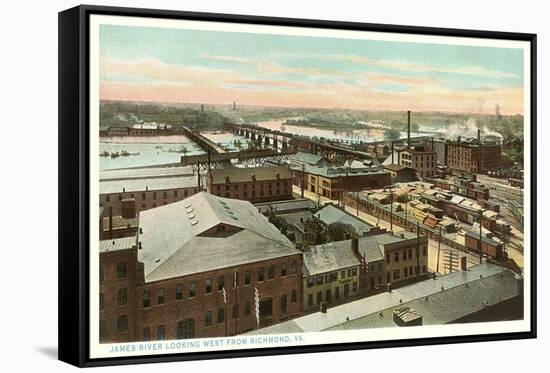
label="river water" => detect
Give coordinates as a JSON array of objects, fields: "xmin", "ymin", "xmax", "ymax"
[
  {"xmin": 99, "ymin": 135, "xmax": 205, "ymax": 170},
  {"xmin": 253, "ymin": 119, "xmax": 422, "ymax": 143}
]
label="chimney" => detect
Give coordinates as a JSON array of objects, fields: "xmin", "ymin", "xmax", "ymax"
[
  {"xmin": 251, "ymin": 173, "xmax": 256, "ymax": 182},
  {"xmin": 123, "ymin": 187, "xmax": 126, "ymax": 193},
  {"xmin": 351, "ymin": 236, "xmax": 359, "ymax": 257},
  {"xmin": 108, "ymin": 206, "xmax": 113, "ymax": 239},
  {"xmin": 460, "ymin": 256, "xmax": 468, "ymax": 271},
  {"xmin": 391, "ymin": 142, "xmax": 394, "ymax": 164},
  {"xmin": 407, "ymin": 110, "xmax": 411, "ymax": 148},
  {"xmin": 477, "ymin": 129, "xmax": 481, "ymax": 143},
  {"xmin": 320, "ymin": 301, "xmax": 328, "ymax": 313}
]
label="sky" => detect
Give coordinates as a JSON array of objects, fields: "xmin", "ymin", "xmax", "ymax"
[{"xmin": 99, "ymin": 24, "xmax": 525, "ymax": 115}]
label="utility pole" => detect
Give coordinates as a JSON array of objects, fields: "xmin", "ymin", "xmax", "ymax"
[
  {"xmin": 390, "ymin": 189, "xmax": 394, "ymax": 231},
  {"xmin": 416, "ymin": 222, "xmax": 420, "ymax": 278},
  {"xmin": 436, "ymin": 226, "xmax": 442, "ymax": 275},
  {"xmin": 301, "ymin": 163, "xmax": 305, "ymax": 198},
  {"xmin": 479, "ymin": 209, "xmax": 483, "ymax": 264}
]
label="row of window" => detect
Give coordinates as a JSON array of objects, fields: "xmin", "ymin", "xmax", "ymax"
[
  {"xmin": 141, "ymin": 263, "xmax": 298, "ymax": 308},
  {"xmin": 387, "ymin": 265, "xmax": 427, "ymax": 281},
  {"xmin": 102, "ymin": 189, "xmax": 197, "ymax": 203},
  {"xmin": 306, "ymin": 282, "xmax": 358, "ymax": 306},
  {"xmin": 306, "ymin": 268, "xmax": 358, "ymax": 288},
  {"xmin": 386, "ymin": 246, "xmax": 427, "ymax": 264},
  {"xmin": 218, "ymin": 187, "xmax": 290, "ymax": 199},
  {"xmin": 99, "ymin": 288, "xmax": 129, "ymax": 309},
  {"xmin": 216, "ymin": 181, "xmax": 289, "ymax": 192}
]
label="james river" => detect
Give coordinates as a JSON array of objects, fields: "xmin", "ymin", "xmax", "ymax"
[{"xmin": 99, "ymin": 119, "xmax": 421, "ymax": 170}]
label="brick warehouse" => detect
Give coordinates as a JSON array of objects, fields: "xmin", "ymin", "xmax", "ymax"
[
  {"xmin": 207, "ymin": 166, "xmax": 293, "ymax": 203},
  {"xmin": 99, "ymin": 192, "xmax": 303, "ymax": 343}
]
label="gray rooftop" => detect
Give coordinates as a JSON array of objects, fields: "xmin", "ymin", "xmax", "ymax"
[
  {"xmin": 100, "ymin": 176, "xmax": 198, "ymax": 195},
  {"xmin": 303, "ymin": 240, "xmax": 361, "ymax": 277},
  {"xmin": 138, "ymin": 192, "xmax": 300, "ymax": 282},
  {"xmin": 99, "ymin": 236, "xmax": 137, "ymax": 253},
  {"xmin": 316, "ymin": 205, "xmax": 374, "ymax": 234},
  {"xmin": 99, "ymin": 166, "xmax": 194, "ymax": 181},
  {"xmin": 255, "ymin": 199, "xmax": 316, "ymax": 214},
  {"xmin": 209, "ymin": 166, "xmax": 291, "ymax": 184},
  {"xmin": 246, "ymin": 263, "xmax": 518, "ymax": 335},
  {"xmin": 293, "ymin": 163, "xmax": 387, "ymax": 179},
  {"xmin": 290, "ymin": 152, "xmax": 325, "ymax": 165}
]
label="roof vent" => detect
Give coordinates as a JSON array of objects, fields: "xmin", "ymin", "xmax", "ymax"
[
  {"xmin": 184, "ymin": 203, "xmax": 191, "ymax": 209},
  {"xmin": 155, "ymin": 258, "xmax": 160, "ymax": 263},
  {"xmin": 191, "ymin": 220, "xmax": 198, "ymax": 226},
  {"xmin": 188, "ymin": 214, "xmax": 196, "ymax": 219}
]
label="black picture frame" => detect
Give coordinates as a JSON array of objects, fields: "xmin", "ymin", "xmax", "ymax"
[{"xmin": 58, "ymin": 4, "xmax": 537, "ymax": 367}]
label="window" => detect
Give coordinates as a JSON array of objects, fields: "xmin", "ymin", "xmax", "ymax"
[
  {"xmin": 404, "ymin": 267, "xmax": 409, "ymax": 277},
  {"xmin": 307, "ymin": 278, "xmax": 314, "ymax": 288},
  {"xmin": 308, "ymin": 294, "xmax": 313, "ymax": 306},
  {"xmin": 117, "ymin": 315, "xmax": 128, "ymax": 333},
  {"xmin": 352, "ymin": 267, "xmax": 357, "ymax": 276},
  {"xmin": 291, "ymin": 289, "xmax": 297, "ymax": 303},
  {"xmin": 205, "ymin": 311, "xmax": 212, "ymax": 326},
  {"xmin": 423, "ymin": 245, "xmax": 427, "ymax": 256},
  {"xmin": 386, "ymin": 254, "xmax": 390, "ymax": 264},
  {"xmin": 217, "ymin": 308, "xmax": 225, "ymax": 323},
  {"xmin": 280, "ymin": 295, "xmax": 287, "ymax": 316},
  {"xmin": 394, "ymin": 253, "xmax": 400, "ymax": 263},
  {"xmin": 258, "ymin": 268, "xmax": 265, "ymax": 282},
  {"xmin": 259, "ymin": 298, "xmax": 273, "ymax": 319},
  {"xmin": 244, "ymin": 301, "xmax": 251, "ymax": 316},
  {"xmin": 423, "ymin": 265, "xmax": 427, "ymax": 273},
  {"xmin": 335, "ymin": 286, "xmax": 340, "ymax": 299},
  {"xmin": 142, "ymin": 192, "xmax": 146, "ymax": 200},
  {"xmin": 315, "ymin": 276, "xmax": 324, "ymax": 285},
  {"xmin": 157, "ymin": 288, "xmax": 165, "ymax": 304},
  {"xmin": 244, "ymin": 271, "xmax": 251, "ymax": 285},
  {"xmin": 408, "ymin": 249, "xmax": 412, "ymax": 260},
  {"xmin": 176, "ymin": 284, "xmax": 183, "ymax": 300},
  {"xmin": 174, "ymin": 190, "xmax": 178, "ymax": 198},
  {"xmin": 99, "ymin": 265, "xmax": 104, "ymax": 283},
  {"xmin": 232, "ymin": 304, "xmax": 239, "ymax": 319},
  {"xmin": 118, "ymin": 288, "xmax": 128, "ymax": 306},
  {"xmin": 189, "ymin": 282, "xmax": 196, "ymax": 298},
  {"xmin": 118, "ymin": 195, "xmax": 122, "ymax": 201},
  {"xmin": 205, "ymin": 279, "xmax": 212, "ymax": 294},
  {"xmin": 106, "ymin": 195, "xmax": 110, "ymax": 202},
  {"xmin": 99, "ymin": 293, "xmax": 104, "ymax": 310},
  {"xmin": 163, "ymin": 191, "xmax": 168, "ymax": 199},
  {"xmin": 142, "ymin": 327, "xmax": 150, "ymax": 341},
  {"xmin": 153, "ymin": 192, "xmax": 157, "ymax": 200},
  {"xmin": 281, "ymin": 264, "xmax": 287, "ymax": 277},
  {"xmin": 344, "ymin": 284, "xmax": 350, "ymax": 298},
  {"xmin": 157, "ymin": 325, "xmax": 165, "ymax": 340},
  {"xmin": 290, "ymin": 261, "xmax": 297, "ymax": 274},
  {"xmin": 268, "ymin": 265, "xmax": 274, "ymax": 280},
  {"xmin": 218, "ymin": 276, "xmax": 224, "ymax": 291},
  {"xmin": 316, "ymin": 291, "xmax": 322, "ymax": 305},
  {"xmin": 352, "ymin": 281, "xmax": 358, "ymax": 293},
  {"xmin": 177, "ymin": 319, "xmax": 194, "ymax": 339},
  {"xmin": 325, "ymin": 289, "xmax": 332, "ymax": 302},
  {"xmin": 341, "ymin": 270, "xmax": 346, "ymax": 279},
  {"xmin": 393, "ymin": 269, "xmax": 401, "ymax": 280},
  {"xmin": 116, "ymin": 262, "xmax": 127, "ymax": 279},
  {"xmin": 402, "ymin": 251, "xmax": 407, "ymax": 261},
  {"xmin": 143, "ymin": 289, "xmax": 151, "ymax": 308}
]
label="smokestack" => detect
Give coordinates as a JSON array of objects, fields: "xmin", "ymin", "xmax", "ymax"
[
  {"xmin": 460, "ymin": 256, "xmax": 468, "ymax": 271},
  {"xmin": 407, "ymin": 110, "xmax": 411, "ymax": 149},
  {"xmin": 108, "ymin": 206, "xmax": 113, "ymax": 239},
  {"xmin": 477, "ymin": 129, "xmax": 481, "ymax": 143},
  {"xmin": 391, "ymin": 142, "xmax": 394, "ymax": 164},
  {"xmin": 351, "ymin": 236, "xmax": 359, "ymax": 257}
]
